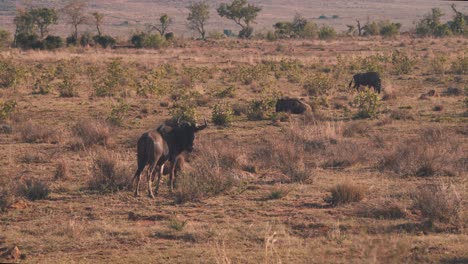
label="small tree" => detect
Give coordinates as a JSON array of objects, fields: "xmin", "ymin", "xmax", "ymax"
[
  {"xmin": 13, "ymin": 8, "xmax": 35, "ymax": 46},
  {"xmin": 449, "ymin": 4, "xmax": 467, "ymax": 35},
  {"xmin": 416, "ymin": 8, "xmax": 445, "ymax": 37},
  {"xmin": 92, "ymin": 12, "xmax": 104, "ymax": 36},
  {"xmin": 187, "ymin": 2, "xmax": 210, "ymax": 40},
  {"xmin": 149, "ymin": 14, "xmax": 172, "ymax": 36},
  {"xmin": 0, "ymin": 29, "xmax": 10, "ymax": 49},
  {"xmin": 217, "ymin": 0, "xmax": 262, "ymax": 39},
  {"xmin": 62, "ymin": 0, "xmax": 89, "ymax": 40}
]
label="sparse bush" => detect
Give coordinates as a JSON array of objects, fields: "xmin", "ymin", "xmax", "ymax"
[
  {"xmin": 266, "ymin": 185, "xmax": 291, "ymax": 200},
  {"xmin": 56, "ymin": 58, "xmax": 81, "ymax": 97},
  {"xmin": 451, "ymin": 55, "xmax": 468, "ymax": 74},
  {"xmin": 389, "ymin": 109, "xmax": 414, "ymax": 120},
  {"xmin": 0, "ymin": 28, "xmax": 10, "ymax": 49},
  {"xmin": 17, "ymin": 120, "xmax": 60, "ymax": 143},
  {"xmin": 107, "ymin": 99, "xmax": 130, "ymax": 126},
  {"xmin": 0, "ymin": 57, "xmax": 24, "ymax": 89},
  {"xmin": 303, "ymin": 73, "xmax": 333, "ymax": 96},
  {"xmin": 131, "ymin": 32, "xmax": 167, "ymax": 49},
  {"xmin": 379, "ymin": 129, "xmax": 464, "ymax": 177},
  {"xmin": 0, "ymin": 100, "xmax": 17, "ymax": 121},
  {"xmin": 174, "ymin": 145, "xmax": 238, "ymax": 204},
  {"xmin": 342, "ymin": 121, "xmax": 370, "ymax": 137},
  {"xmin": 412, "ymin": 183, "xmax": 462, "ymax": 224},
  {"xmin": 214, "ymin": 85, "xmax": 236, "ymax": 98},
  {"xmin": 89, "ymin": 151, "xmax": 130, "ymax": 192},
  {"xmin": 391, "ymin": 51, "xmax": 415, "ymax": 75},
  {"xmin": 356, "ymin": 199, "xmax": 406, "ymax": 219},
  {"xmin": 353, "ymin": 89, "xmax": 381, "ymax": 118},
  {"xmin": 212, "ymin": 102, "xmax": 234, "ymax": 126},
  {"xmin": 325, "ymin": 183, "xmax": 365, "ymax": 206},
  {"xmin": 380, "ymin": 22, "xmax": 401, "ymax": 37},
  {"xmin": 246, "ymin": 98, "xmax": 276, "ymax": 120},
  {"xmin": 430, "ymin": 54, "xmax": 449, "ymax": 75},
  {"xmin": 0, "ymin": 180, "xmax": 15, "ymax": 212},
  {"xmin": 32, "ymin": 66, "xmax": 55, "ymax": 95},
  {"xmin": 90, "ymin": 58, "xmax": 131, "ymax": 97},
  {"xmin": 169, "ymin": 219, "xmax": 187, "ymax": 231},
  {"xmin": 170, "ymin": 101, "xmax": 198, "ymax": 123},
  {"xmin": 54, "ymin": 160, "xmax": 69, "ymax": 180},
  {"xmin": 17, "ymin": 178, "xmax": 50, "ymax": 201},
  {"xmin": 72, "ymin": 119, "xmax": 110, "ymax": 147},
  {"xmin": 318, "ymin": 25, "xmax": 336, "ymax": 40}
]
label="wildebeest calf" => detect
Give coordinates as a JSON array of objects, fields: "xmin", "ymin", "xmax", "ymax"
[
  {"xmin": 349, "ymin": 72, "xmax": 382, "ymax": 93},
  {"xmin": 275, "ymin": 98, "xmax": 312, "ymax": 114}
]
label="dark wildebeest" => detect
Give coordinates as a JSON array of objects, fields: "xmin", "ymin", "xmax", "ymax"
[
  {"xmin": 275, "ymin": 98, "xmax": 312, "ymax": 114},
  {"xmin": 348, "ymin": 72, "xmax": 382, "ymax": 93},
  {"xmin": 132, "ymin": 119, "xmax": 207, "ymax": 198}
]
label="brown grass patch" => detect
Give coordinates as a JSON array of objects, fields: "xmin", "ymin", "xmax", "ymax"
[
  {"xmin": 72, "ymin": 119, "xmax": 111, "ymax": 148},
  {"xmin": 17, "ymin": 178, "xmax": 50, "ymax": 201},
  {"xmin": 88, "ymin": 151, "xmax": 130, "ymax": 193},
  {"xmin": 355, "ymin": 199, "xmax": 407, "ymax": 219},
  {"xmin": 325, "ymin": 183, "xmax": 365, "ymax": 206},
  {"xmin": 54, "ymin": 160, "xmax": 70, "ymax": 180},
  {"xmin": 16, "ymin": 121, "xmax": 61, "ymax": 144},
  {"xmin": 412, "ymin": 182, "xmax": 462, "ymax": 224}
]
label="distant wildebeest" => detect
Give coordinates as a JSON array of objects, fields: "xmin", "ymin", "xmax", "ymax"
[
  {"xmin": 349, "ymin": 72, "xmax": 382, "ymax": 93},
  {"xmin": 275, "ymin": 98, "xmax": 312, "ymax": 114},
  {"xmin": 132, "ymin": 118, "xmax": 207, "ymax": 198}
]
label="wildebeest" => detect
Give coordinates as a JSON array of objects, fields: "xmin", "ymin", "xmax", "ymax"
[
  {"xmin": 132, "ymin": 118, "xmax": 207, "ymax": 198},
  {"xmin": 348, "ymin": 72, "xmax": 382, "ymax": 93},
  {"xmin": 275, "ymin": 98, "xmax": 312, "ymax": 114}
]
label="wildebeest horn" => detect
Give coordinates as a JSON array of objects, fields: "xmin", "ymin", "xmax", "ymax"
[{"xmin": 195, "ymin": 117, "xmax": 207, "ymax": 131}]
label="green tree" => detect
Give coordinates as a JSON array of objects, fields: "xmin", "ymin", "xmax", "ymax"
[
  {"xmin": 92, "ymin": 12, "xmax": 105, "ymax": 36},
  {"xmin": 0, "ymin": 29, "xmax": 11, "ymax": 49},
  {"xmin": 13, "ymin": 8, "xmax": 35, "ymax": 45},
  {"xmin": 29, "ymin": 8, "xmax": 58, "ymax": 39},
  {"xmin": 416, "ymin": 8, "xmax": 445, "ymax": 37},
  {"xmin": 449, "ymin": 4, "xmax": 467, "ymax": 35},
  {"xmin": 217, "ymin": 0, "xmax": 262, "ymax": 39},
  {"xmin": 149, "ymin": 14, "xmax": 172, "ymax": 36},
  {"xmin": 187, "ymin": 2, "xmax": 210, "ymax": 40}
]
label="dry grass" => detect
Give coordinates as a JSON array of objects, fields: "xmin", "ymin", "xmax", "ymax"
[
  {"xmin": 16, "ymin": 120, "xmax": 61, "ymax": 143},
  {"xmin": 88, "ymin": 150, "xmax": 130, "ymax": 193},
  {"xmin": 16, "ymin": 178, "xmax": 50, "ymax": 201},
  {"xmin": 54, "ymin": 160, "xmax": 69, "ymax": 180},
  {"xmin": 72, "ymin": 119, "xmax": 111, "ymax": 148},
  {"xmin": 355, "ymin": 199, "xmax": 407, "ymax": 219},
  {"xmin": 325, "ymin": 183, "xmax": 365, "ymax": 206},
  {"xmin": 412, "ymin": 182, "xmax": 463, "ymax": 224}
]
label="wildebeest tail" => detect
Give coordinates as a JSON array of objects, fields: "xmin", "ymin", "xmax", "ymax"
[{"xmin": 136, "ymin": 133, "xmax": 155, "ymax": 171}]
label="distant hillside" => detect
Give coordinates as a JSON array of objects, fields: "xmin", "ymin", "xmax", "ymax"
[{"xmin": 0, "ymin": 0, "xmax": 466, "ymax": 37}]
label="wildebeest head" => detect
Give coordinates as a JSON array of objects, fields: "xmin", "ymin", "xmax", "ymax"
[{"xmin": 173, "ymin": 118, "xmax": 207, "ymax": 152}]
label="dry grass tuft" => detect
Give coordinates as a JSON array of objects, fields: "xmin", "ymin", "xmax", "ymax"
[
  {"xmin": 325, "ymin": 183, "xmax": 365, "ymax": 206},
  {"xmin": 17, "ymin": 178, "xmax": 50, "ymax": 201},
  {"xmin": 16, "ymin": 120, "xmax": 61, "ymax": 143},
  {"xmin": 72, "ymin": 119, "xmax": 111, "ymax": 148},
  {"xmin": 0, "ymin": 179, "xmax": 15, "ymax": 212},
  {"xmin": 342, "ymin": 121, "xmax": 370, "ymax": 137},
  {"xmin": 389, "ymin": 109, "xmax": 414, "ymax": 121},
  {"xmin": 379, "ymin": 128, "xmax": 464, "ymax": 177},
  {"xmin": 88, "ymin": 151, "xmax": 130, "ymax": 193},
  {"xmin": 412, "ymin": 182, "xmax": 462, "ymax": 224},
  {"xmin": 355, "ymin": 199, "xmax": 407, "ymax": 219},
  {"xmin": 174, "ymin": 142, "xmax": 239, "ymax": 204},
  {"xmin": 54, "ymin": 160, "xmax": 70, "ymax": 180}
]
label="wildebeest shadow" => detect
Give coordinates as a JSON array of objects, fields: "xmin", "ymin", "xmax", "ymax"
[
  {"xmin": 439, "ymin": 257, "xmax": 468, "ymax": 264},
  {"xmin": 127, "ymin": 211, "xmax": 170, "ymax": 221}
]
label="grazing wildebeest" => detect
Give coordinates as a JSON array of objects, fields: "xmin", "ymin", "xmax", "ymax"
[
  {"xmin": 132, "ymin": 118, "xmax": 207, "ymax": 198},
  {"xmin": 275, "ymin": 98, "xmax": 312, "ymax": 114},
  {"xmin": 349, "ymin": 72, "xmax": 382, "ymax": 93}
]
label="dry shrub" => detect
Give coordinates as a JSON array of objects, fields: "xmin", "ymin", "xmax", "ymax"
[
  {"xmin": 356, "ymin": 199, "xmax": 406, "ymax": 219},
  {"xmin": 287, "ymin": 120, "xmax": 342, "ymax": 152},
  {"xmin": 20, "ymin": 153, "xmax": 49, "ymax": 164},
  {"xmin": 72, "ymin": 119, "xmax": 110, "ymax": 148},
  {"xmin": 379, "ymin": 128, "xmax": 464, "ymax": 177},
  {"xmin": 321, "ymin": 142, "xmax": 365, "ymax": 169},
  {"xmin": 89, "ymin": 151, "xmax": 130, "ymax": 193},
  {"xmin": 174, "ymin": 149, "xmax": 238, "ymax": 204},
  {"xmin": 0, "ymin": 179, "xmax": 15, "ymax": 212},
  {"xmin": 432, "ymin": 105, "xmax": 443, "ymax": 111},
  {"xmin": 266, "ymin": 185, "xmax": 291, "ymax": 200},
  {"xmin": 389, "ymin": 109, "xmax": 414, "ymax": 121},
  {"xmin": 17, "ymin": 178, "xmax": 50, "ymax": 201},
  {"xmin": 325, "ymin": 183, "xmax": 365, "ymax": 206},
  {"xmin": 54, "ymin": 160, "xmax": 69, "ymax": 180},
  {"xmin": 412, "ymin": 182, "xmax": 462, "ymax": 224},
  {"xmin": 442, "ymin": 87, "xmax": 462, "ymax": 96},
  {"xmin": 16, "ymin": 120, "xmax": 60, "ymax": 143},
  {"xmin": 342, "ymin": 121, "xmax": 370, "ymax": 137}
]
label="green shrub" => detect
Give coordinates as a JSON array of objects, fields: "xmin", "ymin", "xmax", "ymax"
[
  {"xmin": 91, "ymin": 59, "xmax": 129, "ymax": 97},
  {"xmin": 303, "ymin": 73, "xmax": 333, "ymax": 96},
  {"xmin": 212, "ymin": 102, "xmax": 234, "ymax": 126},
  {"xmin": 246, "ymin": 98, "xmax": 276, "ymax": 120},
  {"xmin": 169, "ymin": 219, "xmax": 187, "ymax": 231},
  {"xmin": 380, "ymin": 22, "xmax": 401, "ymax": 37},
  {"xmin": 93, "ymin": 35, "xmax": 116, "ymax": 48},
  {"xmin": 214, "ymin": 85, "xmax": 236, "ymax": 98},
  {"xmin": 56, "ymin": 58, "xmax": 81, "ymax": 97},
  {"xmin": 131, "ymin": 32, "xmax": 167, "ymax": 49},
  {"xmin": 32, "ymin": 66, "xmax": 56, "ymax": 95},
  {"xmin": 353, "ymin": 88, "xmax": 381, "ymax": 118},
  {"xmin": 0, "ymin": 100, "xmax": 16, "ymax": 121},
  {"xmin": 391, "ymin": 51, "xmax": 415, "ymax": 75},
  {"xmin": 170, "ymin": 101, "xmax": 198, "ymax": 123},
  {"xmin": 43, "ymin": 35, "xmax": 63, "ymax": 50},
  {"xmin": 318, "ymin": 25, "xmax": 336, "ymax": 40},
  {"xmin": 108, "ymin": 99, "xmax": 130, "ymax": 126},
  {"xmin": 0, "ymin": 28, "xmax": 11, "ymax": 49},
  {"xmin": 0, "ymin": 57, "xmax": 24, "ymax": 88},
  {"xmin": 136, "ymin": 67, "xmax": 171, "ymax": 97},
  {"xmin": 363, "ymin": 21, "xmax": 380, "ymax": 36},
  {"xmin": 451, "ymin": 55, "xmax": 468, "ymax": 74}
]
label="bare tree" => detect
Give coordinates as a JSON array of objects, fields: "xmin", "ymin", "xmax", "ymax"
[
  {"xmin": 92, "ymin": 12, "xmax": 104, "ymax": 36},
  {"xmin": 187, "ymin": 2, "xmax": 210, "ymax": 40},
  {"xmin": 61, "ymin": 0, "xmax": 89, "ymax": 39}
]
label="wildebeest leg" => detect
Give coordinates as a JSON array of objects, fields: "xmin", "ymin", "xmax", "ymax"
[
  {"xmin": 147, "ymin": 163, "xmax": 156, "ymax": 198},
  {"xmin": 154, "ymin": 163, "xmax": 164, "ymax": 195},
  {"xmin": 169, "ymin": 163, "xmax": 176, "ymax": 193},
  {"xmin": 133, "ymin": 168, "xmax": 143, "ymax": 197},
  {"xmin": 348, "ymin": 79, "xmax": 354, "ymax": 89}
]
